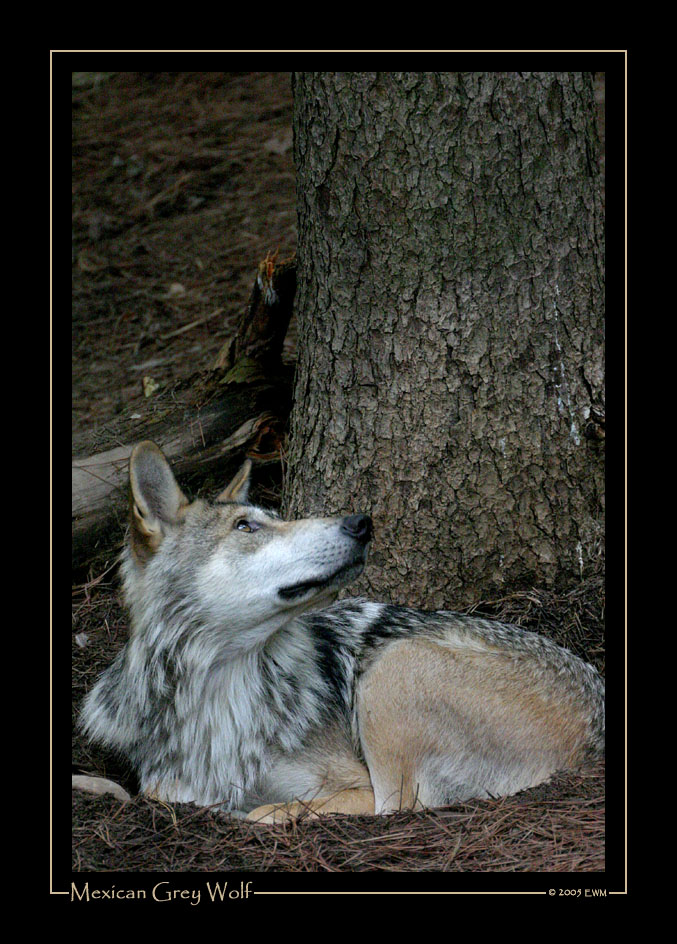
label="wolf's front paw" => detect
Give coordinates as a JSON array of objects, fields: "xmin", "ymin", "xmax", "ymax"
[
  {"xmin": 246, "ymin": 800, "xmax": 307, "ymax": 824},
  {"xmin": 246, "ymin": 788, "xmax": 375, "ymax": 824}
]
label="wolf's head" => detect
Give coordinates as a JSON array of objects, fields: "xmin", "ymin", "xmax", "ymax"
[{"xmin": 124, "ymin": 442, "xmax": 372, "ymax": 649}]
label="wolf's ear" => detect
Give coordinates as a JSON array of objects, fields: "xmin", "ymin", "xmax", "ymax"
[
  {"xmin": 216, "ymin": 458, "xmax": 252, "ymax": 504},
  {"xmin": 129, "ymin": 441, "xmax": 189, "ymax": 559}
]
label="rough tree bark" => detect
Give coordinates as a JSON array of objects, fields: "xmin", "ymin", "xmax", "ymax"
[{"xmin": 286, "ymin": 72, "xmax": 605, "ymax": 609}]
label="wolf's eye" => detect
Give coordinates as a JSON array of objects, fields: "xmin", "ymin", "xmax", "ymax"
[{"xmin": 235, "ymin": 519, "xmax": 259, "ymax": 533}]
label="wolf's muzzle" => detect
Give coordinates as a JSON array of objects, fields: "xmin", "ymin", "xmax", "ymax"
[{"xmin": 277, "ymin": 515, "xmax": 372, "ymax": 602}]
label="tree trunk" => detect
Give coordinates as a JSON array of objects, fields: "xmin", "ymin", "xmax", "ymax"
[{"xmin": 286, "ymin": 72, "xmax": 605, "ymax": 609}]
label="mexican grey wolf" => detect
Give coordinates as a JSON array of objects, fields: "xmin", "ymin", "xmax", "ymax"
[{"xmin": 81, "ymin": 441, "xmax": 605, "ymax": 823}]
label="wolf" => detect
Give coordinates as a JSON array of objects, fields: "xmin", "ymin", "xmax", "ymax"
[{"xmin": 80, "ymin": 441, "xmax": 605, "ymax": 823}]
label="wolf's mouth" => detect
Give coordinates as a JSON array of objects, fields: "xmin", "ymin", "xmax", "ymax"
[{"xmin": 278, "ymin": 560, "xmax": 365, "ymax": 601}]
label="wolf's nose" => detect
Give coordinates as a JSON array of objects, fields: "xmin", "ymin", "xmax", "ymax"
[{"xmin": 340, "ymin": 514, "xmax": 373, "ymax": 545}]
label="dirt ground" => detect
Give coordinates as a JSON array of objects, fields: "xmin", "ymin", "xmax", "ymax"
[
  {"xmin": 72, "ymin": 71, "xmax": 297, "ymax": 448},
  {"xmin": 70, "ymin": 72, "xmax": 607, "ymax": 880}
]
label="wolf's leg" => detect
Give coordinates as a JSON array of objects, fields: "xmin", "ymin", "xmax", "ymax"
[
  {"xmin": 356, "ymin": 638, "xmax": 470, "ymax": 813},
  {"xmin": 357, "ymin": 636, "xmax": 594, "ymax": 812},
  {"xmin": 245, "ymin": 787, "xmax": 375, "ymax": 824}
]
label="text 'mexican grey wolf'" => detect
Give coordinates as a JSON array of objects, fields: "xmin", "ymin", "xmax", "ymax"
[{"xmin": 81, "ymin": 442, "xmax": 605, "ymax": 823}]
